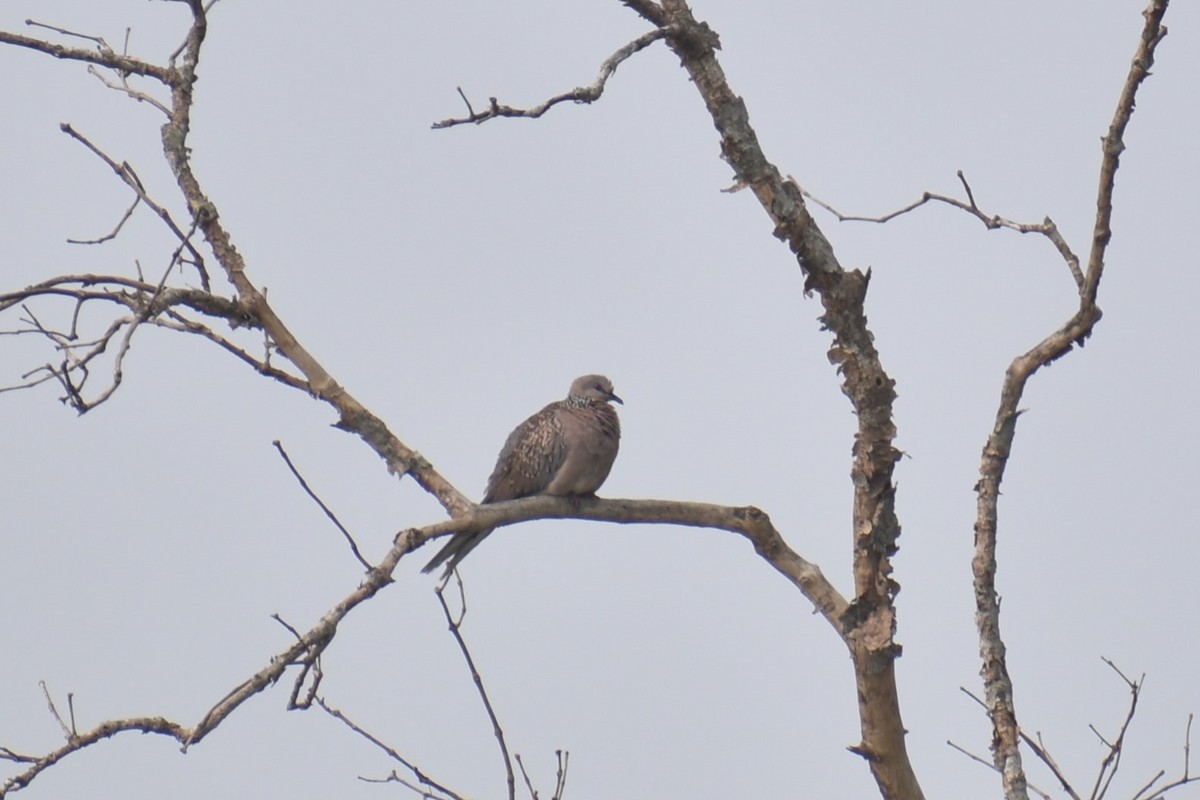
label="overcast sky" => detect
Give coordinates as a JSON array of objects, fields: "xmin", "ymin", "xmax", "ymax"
[{"xmin": 2, "ymin": 2, "xmax": 1198, "ymax": 798}]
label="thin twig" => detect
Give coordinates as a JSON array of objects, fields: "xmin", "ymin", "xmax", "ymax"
[
  {"xmin": 59, "ymin": 124, "xmax": 210, "ymax": 290},
  {"xmin": 23, "ymin": 20, "xmax": 111, "ymax": 53},
  {"xmin": 318, "ymin": 699, "xmax": 464, "ymax": 800},
  {"xmin": 38, "ymin": 683, "xmax": 72, "ymax": 741},
  {"xmin": 272, "ymin": 440, "xmax": 372, "ymax": 570},
  {"xmin": 86, "ymin": 64, "xmax": 171, "ymax": 116},
  {"xmin": 1088, "ymin": 658, "xmax": 1142, "ymax": 800},
  {"xmin": 947, "ymin": 739, "xmax": 1053, "ymax": 800},
  {"xmin": 552, "ymin": 750, "xmax": 569, "ymax": 800},
  {"xmin": 1131, "ymin": 713, "xmax": 1196, "ymax": 800},
  {"xmin": 272, "ymin": 612, "xmax": 324, "ymax": 711},
  {"xmin": 66, "ymin": 195, "xmax": 141, "ymax": 244},
  {"xmin": 435, "ymin": 582, "xmax": 516, "ymax": 800},
  {"xmin": 1024, "ymin": 732, "xmax": 1081, "ymax": 800},
  {"xmin": 515, "ymin": 753, "xmax": 538, "ymax": 800},
  {"xmin": 800, "ymin": 172, "xmax": 1085, "ymax": 291}
]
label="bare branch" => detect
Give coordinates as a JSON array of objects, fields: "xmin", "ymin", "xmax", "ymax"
[
  {"xmin": 86, "ymin": 64, "xmax": 171, "ymax": 116},
  {"xmin": 0, "ymin": 715, "xmax": 190, "ymax": 795},
  {"xmin": 0, "ymin": 747, "xmax": 35, "ymax": 766},
  {"xmin": 272, "ymin": 440, "xmax": 372, "ymax": 571},
  {"xmin": 38, "ymin": 683, "xmax": 73, "ymax": 740},
  {"xmin": 1128, "ymin": 713, "xmax": 1197, "ymax": 800},
  {"xmin": 7, "ymin": 0, "xmax": 474, "ymax": 526},
  {"xmin": 947, "ymin": 740, "xmax": 1053, "ymax": 800},
  {"xmin": 948, "ymin": 739, "xmax": 1002, "ymax": 772},
  {"xmin": 515, "ymin": 754, "xmax": 538, "ymax": 800},
  {"xmin": 801, "ymin": 171, "xmax": 1084, "ymax": 291},
  {"xmin": 319, "ymin": 700, "xmax": 464, "ymax": 800},
  {"xmin": 600, "ymin": 0, "xmax": 915, "ymax": 795},
  {"xmin": 270, "ymin": 613, "xmax": 302, "ymax": 640},
  {"xmin": 152, "ymin": 312, "xmax": 308, "ymax": 391},
  {"xmin": 24, "ymin": 19, "xmax": 112, "ymax": 52},
  {"xmin": 957, "ymin": 688, "xmax": 1066, "ymax": 800},
  {"xmin": 970, "ymin": 6, "xmax": 1168, "ymax": 798},
  {"xmin": 1086, "ymin": 659, "xmax": 1142, "ymax": 800},
  {"xmin": 620, "ymin": 0, "xmax": 667, "ymax": 25},
  {"xmin": 117, "ymin": 2, "xmax": 474, "ymax": 519},
  {"xmin": 1084, "ymin": 1, "xmax": 1169, "ymax": 306},
  {"xmin": 552, "ymin": 751, "xmax": 569, "ymax": 800},
  {"xmin": 59, "ymin": 123, "xmax": 211, "ymax": 290},
  {"xmin": 432, "ymin": 29, "xmax": 666, "ymax": 128},
  {"xmin": 435, "ymin": 583, "xmax": 516, "ymax": 800},
  {"xmin": 66, "ymin": 195, "xmax": 141, "ymax": 245},
  {"xmin": 1025, "ymin": 733, "xmax": 1080, "ymax": 800},
  {"xmin": 1, "ymin": 489, "xmax": 835, "ymax": 797},
  {"xmin": 413, "ymin": 494, "xmax": 847, "ymax": 633},
  {"xmin": 0, "ymin": 273, "xmax": 283, "ymax": 408},
  {"xmin": 0, "ymin": 26, "xmax": 169, "ymax": 81}
]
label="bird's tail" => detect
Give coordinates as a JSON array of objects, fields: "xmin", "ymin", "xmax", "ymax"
[{"xmin": 420, "ymin": 528, "xmax": 494, "ymax": 578}]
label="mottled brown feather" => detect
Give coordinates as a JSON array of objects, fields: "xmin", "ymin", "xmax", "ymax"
[{"xmin": 422, "ymin": 375, "xmax": 622, "ymax": 577}]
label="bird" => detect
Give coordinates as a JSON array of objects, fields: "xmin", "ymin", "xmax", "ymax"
[{"xmin": 422, "ymin": 374, "xmax": 623, "ymax": 578}]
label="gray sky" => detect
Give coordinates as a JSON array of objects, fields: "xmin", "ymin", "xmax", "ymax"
[{"xmin": 2, "ymin": 2, "xmax": 1198, "ymax": 798}]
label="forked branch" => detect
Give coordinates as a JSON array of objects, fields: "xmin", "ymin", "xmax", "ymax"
[
  {"xmin": 0, "ymin": 6, "xmax": 472, "ymax": 515},
  {"xmin": 803, "ymin": 170, "xmax": 1084, "ymax": 291},
  {"xmin": 0, "ymin": 493, "xmax": 836, "ymax": 798},
  {"xmin": 970, "ymin": 5, "xmax": 1169, "ymax": 799}
]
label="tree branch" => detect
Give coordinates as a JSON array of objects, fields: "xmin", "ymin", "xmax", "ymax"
[
  {"xmin": 435, "ymin": 582, "xmax": 516, "ymax": 800},
  {"xmin": 273, "ymin": 440, "xmax": 372, "ymax": 571},
  {"xmin": 0, "ymin": 26, "xmax": 169, "ymax": 81},
  {"xmin": 318, "ymin": 699, "xmax": 465, "ymax": 800},
  {"xmin": 802, "ymin": 170, "xmax": 1084, "ymax": 291},
  {"xmin": 409, "ymin": 495, "xmax": 848, "ymax": 634},
  {"xmin": 432, "ymin": 28, "xmax": 666, "ymax": 129},
  {"xmin": 626, "ymin": 1, "xmax": 916, "ymax": 796},
  {"xmin": 2, "ymin": 6, "xmax": 473, "ymax": 516},
  {"xmin": 970, "ymin": 6, "xmax": 1168, "ymax": 799},
  {"xmin": 0, "ymin": 494, "xmax": 838, "ymax": 797}
]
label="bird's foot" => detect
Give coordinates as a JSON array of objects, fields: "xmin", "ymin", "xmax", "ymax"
[{"xmin": 567, "ymin": 493, "xmax": 598, "ymax": 510}]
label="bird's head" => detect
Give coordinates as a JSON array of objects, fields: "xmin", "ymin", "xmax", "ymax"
[{"xmin": 569, "ymin": 374, "xmax": 623, "ymax": 405}]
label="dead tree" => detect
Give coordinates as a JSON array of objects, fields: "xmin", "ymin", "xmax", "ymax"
[{"xmin": 0, "ymin": 3, "xmax": 1189, "ymax": 800}]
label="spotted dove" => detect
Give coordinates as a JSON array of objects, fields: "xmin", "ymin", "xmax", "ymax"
[{"xmin": 422, "ymin": 374, "xmax": 623, "ymax": 577}]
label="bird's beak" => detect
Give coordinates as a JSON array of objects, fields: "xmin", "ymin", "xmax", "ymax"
[{"xmin": 608, "ymin": 391, "xmax": 624, "ymax": 405}]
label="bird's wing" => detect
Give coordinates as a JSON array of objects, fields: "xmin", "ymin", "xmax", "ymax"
[{"xmin": 482, "ymin": 402, "xmax": 569, "ymax": 503}]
